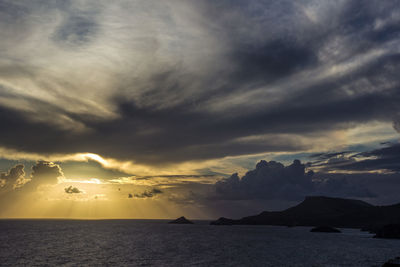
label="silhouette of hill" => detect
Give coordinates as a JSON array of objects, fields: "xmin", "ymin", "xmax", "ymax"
[
  {"xmin": 168, "ymin": 216, "xmax": 194, "ymax": 224},
  {"xmin": 211, "ymin": 196, "xmax": 400, "ymax": 228}
]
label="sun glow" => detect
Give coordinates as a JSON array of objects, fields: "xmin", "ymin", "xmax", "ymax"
[{"xmin": 0, "ymin": 178, "xmax": 208, "ymax": 219}]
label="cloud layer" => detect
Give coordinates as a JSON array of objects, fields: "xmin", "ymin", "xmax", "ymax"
[
  {"xmin": 310, "ymin": 142, "xmax": 400, "ymax": 173},
  {"xmin": 0, "ymin": 0, "xmax": 399, "ymax": 166},
  {"xmin": 0, "ymin": 0, "xmax": 400, "ymax": 219}
]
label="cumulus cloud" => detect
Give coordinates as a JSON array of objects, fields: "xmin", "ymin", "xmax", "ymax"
[
  {"xmin": 30, "ymin": 161, "xmax": 63, "ymax": 185},
  {"xmin": 0, "ymin": 164, "xmax": 28, "ymax": 189},
  {"xmin": 0, "ymin": 161, "xmax": 64, "ymax": 191},
  {"xmin": 215, "ymin": 160, "xmax": 314, "ymax": 201},
  {"xmin": 214, "ymin": 160, "xmax": 375, "ymax": 201},
  {"xmin": 0, "ymin": 0, "xmax": 398, "ymax": 165},
  {"xmin": 134, "ymin": 188, "xmax": 163, "ymax": 198},
  {"xmin": 64, "ymin": 186, "xmax": 81, "ymax": 194}
]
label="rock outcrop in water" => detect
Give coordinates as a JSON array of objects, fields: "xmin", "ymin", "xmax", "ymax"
[
  {"xmin": 210, "ymin": 196, "xmax": 400, "ymax": 228},
  {"xmin": 382, "ymin": 257, "xmax": 400, "ymax": 267},
  {"xmin": 374, "ymin": 224, "xmax": 400, "ymax": 239},
  {"xmin": 310, "ymin": 226, "xmax": 341, "ymax": 233},
  {"xmin": 168, "ymin": 216, "xmax": 194, "ymax": 224}
]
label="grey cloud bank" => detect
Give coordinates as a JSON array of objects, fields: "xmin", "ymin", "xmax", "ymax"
[
  {"xmin": 0, "ymin": 0, "xmax": 399, "ymax": 165},
  {"xmin": 214, "ymin": 160, "xmax": 375, "ymax": 202}
]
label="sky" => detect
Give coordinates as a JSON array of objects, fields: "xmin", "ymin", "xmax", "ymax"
[{"xmin": 0, "ymin": 0, "xmax": 400, "ymax": 219}]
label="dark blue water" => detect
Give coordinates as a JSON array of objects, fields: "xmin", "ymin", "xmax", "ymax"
[{"xmin": 0, "ymin": 220, "xmax": 399, "ymax": 266}]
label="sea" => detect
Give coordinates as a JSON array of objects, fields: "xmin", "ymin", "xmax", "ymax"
[{"xmin": 0, "ymin": 219, "xmax": 399, "ymax": 266}]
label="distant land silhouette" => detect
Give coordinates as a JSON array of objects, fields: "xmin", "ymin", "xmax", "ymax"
[
  {"xmin": 310, "ymin": 226, "xmax": 341, "ymax": 233},
  {"xmin": 168, "ymin": 216, "xmax": 194, "ymax": 224},
  {"xmin": 210, "ymin": 196, "xmax": 400, "ymax": 230}
]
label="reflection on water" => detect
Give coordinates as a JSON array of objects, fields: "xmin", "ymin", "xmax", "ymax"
[{"xmin": 0, "ymin": 220, "xmax": 399, "ymax": 266}]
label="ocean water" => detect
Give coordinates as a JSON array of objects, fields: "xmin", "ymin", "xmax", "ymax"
[{"xmin": 0, "ymin": 220, "xmax": 399, "ymax": 266}]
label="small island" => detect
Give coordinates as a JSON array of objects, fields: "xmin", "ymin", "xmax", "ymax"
[
  {"xmin": 168, "ymin": 216, "xmax": 194, "ymax": 224},
  {"xmin": 310, "ymin": 226, "xmax": 341, "ymax": 233}
]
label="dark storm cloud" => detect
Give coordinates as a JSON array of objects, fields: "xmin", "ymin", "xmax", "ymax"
[
  {"xmin": 214, "ymin": 160, "xmax": 374, "ymax": 201},
  {"xmin": 306, "ymin": 171, "xmax": 400, "ymax": 207},
  {"xmin": 231, "ymin": 39, "xmax": 318, "ymax": 84},
  {"xmin": 315, "ymin": 176, "xmax": 375, "ymax": 198},
  {"xmin": 134, "ymin": 188, "xmax": 163, "ymax": 198},
  {"xmin": 0, "ymin": 0, "xmax": 399, "ymax": 166},
  {"xmin": 317, "ymin": 143, "xmax": 400, "ymax": 173}
]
